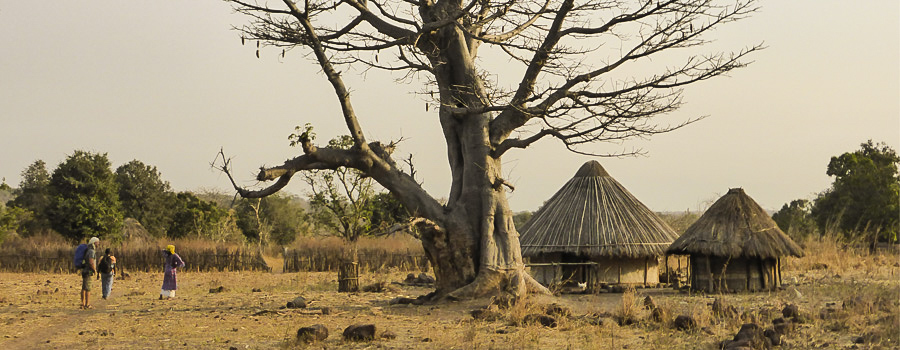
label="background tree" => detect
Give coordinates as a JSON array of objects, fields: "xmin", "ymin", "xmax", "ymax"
[
  {"xmin": 221, "ymin": 0, "xmax": 761, "ymax": 299},
  {"xmin": 368, "ymin": 192, "xmax": 410, "ymax": 233},
  {"xmin": 811, "ymin": 140, "xmax": 899, "ymax": 242},
  {"xmin": 115, "ymin": 160, "xmax": 176, "ymax": 237},
  {"xmin": 772, "ymin": 199, "xmax": 816, "ymax": 240},
  {"xmin": 168, "ymin": 192, "xmax": 230, "ymax": 239},
  {"xmin": 234, "ymin": 193, "xmax": 309, "ymax": 246},
  {"xmin": 0, "ymin": 206, "xmax": 30, "ymax": 243},
  {"xmin": 47, "ymin": 151, "xmax": 123, "ymax": 242},
  {"xmin": 298, "ymin": 135, "xmax": 378, "ymax": 262},
  {"xmin": 512, "ymin": 211, "xmax": 533, "ymax": 230},
  {"xmin": 6, "ymin": 160, "xmax": 53, "ymax": 235}
]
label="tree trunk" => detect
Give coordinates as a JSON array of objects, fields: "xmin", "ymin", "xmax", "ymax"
[
  {"xmin": 407, "ymin": 23, "xmax": 549, "ymax": 300},
  {"xmin": 418, "ymin": 181, "xmax": 548, "ymax": 299}
]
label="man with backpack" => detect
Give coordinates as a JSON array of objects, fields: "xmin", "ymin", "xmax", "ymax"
[{"xmin": 78, "ymin": 237, "xmax": 100, "ymax": 309}]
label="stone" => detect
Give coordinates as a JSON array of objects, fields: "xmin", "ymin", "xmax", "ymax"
[
  {"xmin": 673, "ymin": 315, "xmax": 697, "ymax": 331},
  {"xmin": 523, "ymin": 314, "xmax": 557, "ymax": 328},
  {"xmin": 343, "ymin": 324, "xmax": 377, "ymax": 341},
  {"xmin": 380, "ymin": 330, "xmax": 397, "ymax": 339},
  {"xmin": 471, "ymin": 307, "xmax": 502, "ymax": 321},
  {"xmin": 296, "ymin": 324, "xmax": 328, "ymax": 343},
  {"xmin": 544, "ymin": 303, "xmax": 571, "ymax": 318},
  {"xmin": 763, "ymin": 328, "xmax": 781, "ymax": 346},
  {"xmin": 403, "ymin": 273, "xmax": 435, "ymax": 285},
  {"xmin": 772, "ymin": 318, "xmax": 794, "ymax": 336},
  {"xmin": 286, "ymin": 296, "xmax": 307, "ymax": 309},
  {"xmin": 362, "ymin": 282, "xmax": 387, "ymax": 293},
  {"xmin": 389, "ymin": 297, "xmax": 417, "ymax": 305},
  {"xmin": 417, "ymin": 273, "xmax": 435, "ymax": 284},
  {"xmin": 721, "ymin": 339, "xmax": 751, "ymax": 350},
  {"xmin": 732, "ymin": 323, "xmax": 771, "ymax": 349},
  {"xmin": 782, "ymin": 304, "xmax": 800, "ymax": 319}
]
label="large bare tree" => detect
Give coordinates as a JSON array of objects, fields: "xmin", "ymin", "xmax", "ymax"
[{"xmin": 220, "ymin": 0, "xmax": 760, "ymax": 300}]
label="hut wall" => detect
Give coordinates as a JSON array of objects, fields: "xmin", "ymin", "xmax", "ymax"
[
  {"xmin": 526, "ymin": 255, "xmax": 660, "ymax": 287},
  {"xmin": 587, "ymin": 257, "xmax": 659, "ymax": 286},
  {"xmin": 689, "ymin": 255, "xmax": 779, "ymax": 292},
  {"xmin": 526, "ymin": 254, "xmax": 563, "ymax": 286}
]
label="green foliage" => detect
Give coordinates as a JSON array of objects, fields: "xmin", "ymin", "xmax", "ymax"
[
  {"xmin": 115, "ymin": 160, "xmax": 175, "ymax": 237},
  {"xmin": 303, "ymin": 135, "xmax": 377, "ymax": 242},
  {"xmin": 512, "ymin": 211, "xmax": 533, "ymax": 230},
  {"xmin": 168, "ymin": 192, "xmax": 229, "ymax": 239},
  {"xmin": 812, "ymin": 140, "xmax": 900, "ymax": 242},
  {"xmin": 369, "ymin": 192, "xmax": 409, "ymax": 231},
  {"xmin": 0, "ymin": 206, "xmax": 31, "ymax": 243},
  {"xmin": 288, "ymin": 123, "xmax": 316, "ymax": 147},
  {"xmin": 234, "ymin": 193, "xmax": 309, "ymax": 246},
  {"xmin": 772, "ymin": 199, "xmax": 817, "ymax": 240},
  {"xmin": 0, "ymin": 180, "xmax": 14, "ymax": 210},
  {"xmin": 6, "ymin": 160, "xmax": 53, "ymax": 235},
  {"xmin": 47, "ymin": 151, "xmax": 123, "ymax": 242}
]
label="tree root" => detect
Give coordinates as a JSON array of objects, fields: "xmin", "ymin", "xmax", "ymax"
[{"xmin": 444, "ymin": 268, "xmax": 550, "ymax": 301}]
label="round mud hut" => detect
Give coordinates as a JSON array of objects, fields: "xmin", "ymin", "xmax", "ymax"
[
  {"xmin": 519, "ymin": 160, "xmax": 679, "ymax": 289},
  {"xmin": 666, "ymin": 188, "xmax": 804, "ymax": 293}
]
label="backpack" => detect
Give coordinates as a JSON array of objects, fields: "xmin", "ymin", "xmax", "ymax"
[
  {"xmin": 74, "ymin": 244, "xmax": 88, "ymax": 269},
  {"xmin": 98, "ymin": 255, "xmax": 111, "ymax": 274}
]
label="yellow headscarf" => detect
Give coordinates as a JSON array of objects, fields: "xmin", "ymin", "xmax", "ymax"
[{"xmin": 165, "ymin": 245, "xmax": 175, "ymax": 254}]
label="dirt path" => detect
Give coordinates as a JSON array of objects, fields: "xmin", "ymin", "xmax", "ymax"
[
  {"xmin": 2, "ymin": 296, "xmax": 110, "ymax": 348},
  {"xmin": 261, "ymin": 255, "xmax": 284, "ymax": 274}
]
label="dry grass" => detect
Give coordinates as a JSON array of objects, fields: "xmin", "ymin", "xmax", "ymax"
[
  {"xmin": 1, "ymin": 234, "xmax": 425, "ymax": 274},
  {"xmin": 289, "ymin": 234, "xmax": 422, "ymax": 255},
  {"xmin": 0, "ymin": 235, "xmax": 897, "ymax": 349}
]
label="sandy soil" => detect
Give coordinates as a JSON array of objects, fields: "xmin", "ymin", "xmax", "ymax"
[{"xmin": 0, "ymin": 259, "xmax": 897, "ymax": 350}]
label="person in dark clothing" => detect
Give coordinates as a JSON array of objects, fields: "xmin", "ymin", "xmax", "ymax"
[
  {"xmin": 160, "ymin": 245, "xmax": 185, "ymax": 300},
  {"xmin": 96, "ymin": 248, "xmax": 117, "ymax": 299}
]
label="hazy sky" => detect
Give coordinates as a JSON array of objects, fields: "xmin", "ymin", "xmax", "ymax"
[{"xmin": 1, "ymin": 1, "xmax": 898, "ymax": 213}]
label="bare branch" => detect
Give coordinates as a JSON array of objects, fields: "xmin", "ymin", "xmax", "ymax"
[{"xmin": 491, "ymin": 129, "xmax": 562, "ymax": 157}]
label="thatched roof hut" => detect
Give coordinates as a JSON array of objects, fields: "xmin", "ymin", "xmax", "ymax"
[
  {"xmin": 666, "ymin": 188, "xmax": 804, "ymax": 292},
  {"xmin": 519, "ymin": 160, "xmax": 678, "ymax": 287}
]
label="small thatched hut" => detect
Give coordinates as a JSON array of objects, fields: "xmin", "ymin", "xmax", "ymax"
[
  {"xmin": 666, "ymin": 188, "xmax": 804, "ymax": 292},
  {"xmin": 519, "ymin": 161, "xmax": 679, "ymax": 288}
]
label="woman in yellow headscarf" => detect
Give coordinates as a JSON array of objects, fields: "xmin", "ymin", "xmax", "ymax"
[{"xmin": 160, "ymin": 245, "xmax": 185, "ymax": 300}]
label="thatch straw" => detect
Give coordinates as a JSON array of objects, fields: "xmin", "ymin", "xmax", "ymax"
[
  {"xmin": 519, "ymin": 161, "xmax": 679, "ymax": 259},
  {"xmin": 666, "ymin": 188, "xmax": 804, "ymax": 259}
]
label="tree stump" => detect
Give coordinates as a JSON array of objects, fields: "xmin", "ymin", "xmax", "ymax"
[{"xmin": 338, "ymin": 262, "xmax": 359, "ymax": 292}]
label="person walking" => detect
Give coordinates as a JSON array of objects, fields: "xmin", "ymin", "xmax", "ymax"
[
  {"xmin": 160, "ymin": 245, "xmax": 185, "ymax": 300},
  {"xmin": 96, "ymin": 248, "xmax": 117, "ymax": 299},
  {"xmin": 80, "ymin": 237, "xmax": 99, "ymax": 309}
]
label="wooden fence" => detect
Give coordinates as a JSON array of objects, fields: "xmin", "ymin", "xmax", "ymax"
[
  {"xmin": 283, "ymin": 247, "xmax": 430, "ymax": 273},
  {"xmin": 0, "ymin": 246, "xmax": 270, "ymax": 273}
]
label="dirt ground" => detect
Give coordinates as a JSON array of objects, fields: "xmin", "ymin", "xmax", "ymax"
[{"xmin": 0, "ymin": 255, "xmax": 898, "ymax": 350}]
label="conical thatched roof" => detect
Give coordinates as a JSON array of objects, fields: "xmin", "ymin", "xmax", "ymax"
[
  {"xmin": 519, "ymin": 161, "xmax": 679, "ymax": 259},
  {"xmin": 666, "ymin": 188, "xmax": 804, "ymax": 259}
]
